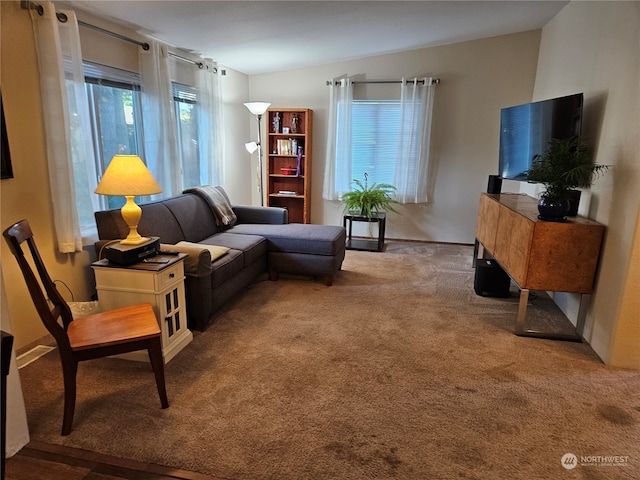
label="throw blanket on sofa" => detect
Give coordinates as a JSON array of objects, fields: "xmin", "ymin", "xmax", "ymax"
[{"xmin": 184, "ymin": 186, "xmax": 238, "ymax": 226}]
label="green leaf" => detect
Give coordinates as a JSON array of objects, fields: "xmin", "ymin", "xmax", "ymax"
[
  {"xmin": 525, "ymin": 136, "xmax": 609, "ymax": 199},
  {"xmin": 340, "ymin": 174, "xmax": 400, "ymax": 218}
]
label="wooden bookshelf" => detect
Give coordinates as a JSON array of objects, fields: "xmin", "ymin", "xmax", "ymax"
[{"xmin": 266, "ymin": 108, "xmax": 312, "ymax": 223}]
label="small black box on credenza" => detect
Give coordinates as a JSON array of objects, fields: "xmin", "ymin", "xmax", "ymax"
[
  {"xmin": 474, "ymin": 259, "xmax": 511, "ymax": 298},
  {"xmin": 487, "ymin": 175, "xmax": 502, "ymax": 194},
  {"xmin": 103, "ymin": 237, "xmax": 160, "ymax": 265}
]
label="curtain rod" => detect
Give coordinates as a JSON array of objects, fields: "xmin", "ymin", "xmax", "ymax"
[
  {"xmin": 168, "ymin": 52, "xmax": 204, "ymax": 69},
  {"xmin": 21, "ymin": 1, "xmax": 150, "ymax": 50},
  {"xmin": 326, "ymin": 78, "xmax": 441, "ymax": 86},
  {"xmin": 77, "ymin": 20, "xmax": 150, "ymax": 51},
  {"xmin": 23, "ymin": 1, "xmax": 215, "ymax": 70}
]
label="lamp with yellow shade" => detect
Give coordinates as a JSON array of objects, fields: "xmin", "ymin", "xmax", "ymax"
[{"xmin": 95, "ymin": 155, "xmax": 162, "ymax": 245}]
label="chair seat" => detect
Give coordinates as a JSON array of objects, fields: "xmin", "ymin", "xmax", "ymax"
[{"xmin": 68, "ymin": 303, "xmax": 160, "ymax": 351}]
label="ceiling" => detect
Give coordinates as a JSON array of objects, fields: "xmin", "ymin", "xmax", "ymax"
[{"xmin": 65, "ymin": 1, "xmax": 569, "ymax": 75}]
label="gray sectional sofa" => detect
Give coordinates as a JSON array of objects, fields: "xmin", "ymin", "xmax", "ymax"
[{"xmin": 94, "ymin": 186, "xmax": 346, "ymax": 331}]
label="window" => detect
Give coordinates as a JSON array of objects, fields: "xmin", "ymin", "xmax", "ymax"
[
  {"xmin": 172, "ymin": 83, "xmax": 201, "ymax": 189},
  {"xmin": 36, "ymin": 19, "xmax": 219, "ymax": 250},
  {"xmin": 350, "ymin": 101, "xmax": 405, "ymax": 187},
  {"xmin": 86, "ymin": 82, "xmax": 142, "ymax": 168},
  {"xmin": 325, "ymin": 78, "xmax": 435, "ymax": 203},
  {"xmin": 335, "ymin": 100, "xmax": 423, "ymax": 194},
  {"xmin": 84, "ymin": 63, "xmax": 206, "ymax": 211},
  {"xmin": 84, "ymin": 63, "xmax": 144, "ymax": 210}
]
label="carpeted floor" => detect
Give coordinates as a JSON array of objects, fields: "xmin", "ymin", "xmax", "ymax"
[{"xmin": 18, "ymin": 242, "xmax": 640, "ymax": 479}]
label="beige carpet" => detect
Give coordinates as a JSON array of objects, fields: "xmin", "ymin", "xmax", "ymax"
[{"xmin": 18, "ymin": 242, "xmax": 640, "ymax": 479}]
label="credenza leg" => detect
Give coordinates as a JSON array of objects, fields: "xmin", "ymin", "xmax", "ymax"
[
  {"xmin": 515, "ymin": 288, "xmax": 530, "ymax": 336},
  {"xmin": 575, "ymin": 294, "xmax": 590, "ymax": 338},
  {"xmin": 514, "ymin": 288, "xmax": 584, "ymax": 342}
]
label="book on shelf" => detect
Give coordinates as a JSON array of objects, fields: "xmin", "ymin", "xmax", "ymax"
[
  {"xmin": 278, "ymin": 190, "xmax": 297, "ymax": 196},
  {"xmin": 275, "ymin": 138, "xmax": 302, "ymax": 156}
]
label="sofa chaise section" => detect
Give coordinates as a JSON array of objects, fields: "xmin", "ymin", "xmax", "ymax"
[{"xmin": 227, "ymin": 223, "xmax": 346, "ymax": 286}]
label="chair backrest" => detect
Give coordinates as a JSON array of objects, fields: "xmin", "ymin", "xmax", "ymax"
[{"xmin": 3, "ymin": 220, "xmax": 73, "ymax": 353}]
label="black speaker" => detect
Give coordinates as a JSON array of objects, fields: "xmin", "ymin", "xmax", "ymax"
[
  {"xmin": 487, "ymin": 175, "xmax": 502, "ymax": 194},
  {"xmin": 474, "ymin": 259, "xmax": 511, "ymax": 298}
]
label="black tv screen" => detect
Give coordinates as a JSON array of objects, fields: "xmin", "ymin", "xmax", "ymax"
[{"xmin": 498, "ymin": 93, "xmax": 583, "ymax": 180}]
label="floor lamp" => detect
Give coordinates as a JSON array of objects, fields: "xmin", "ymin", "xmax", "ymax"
[{"xmin": 244, "ymin": 102, "xmax": 271, "ymax": 206}]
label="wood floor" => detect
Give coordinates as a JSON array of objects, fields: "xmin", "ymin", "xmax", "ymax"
[{"xmin": 4, "ymin": 440, "xmax": 224, "ymax": 480}]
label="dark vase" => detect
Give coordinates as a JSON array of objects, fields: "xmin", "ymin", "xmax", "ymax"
[
  {"xmin": 566, "ymin": 189, "xmax": 581, "ymax": 217},
  {"xmin": 538, "ymin": 196, "xmax": 570, "ymax": 222}
]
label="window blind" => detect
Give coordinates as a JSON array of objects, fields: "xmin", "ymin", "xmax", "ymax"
[
  {"xmin": 350, "ymin": 100, "xmax": 421, "ymax": 187},
  {"xmin": 83, "ymin": 61, "xmax": 140, "ymax": 87}
]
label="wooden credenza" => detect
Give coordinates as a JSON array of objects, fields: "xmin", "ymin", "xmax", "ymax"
[{"xmin": 476, "ymin": 193, "xmax": 605, "ymax": 340}]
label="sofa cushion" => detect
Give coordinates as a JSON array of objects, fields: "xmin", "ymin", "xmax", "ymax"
[
  {"xmin": 94, "ymin": 201, "xmax": 186, "ymax": 244},
  {"xmin": 200, "ymin": 232, "xmax": 266, "ymax": 268},
  {"xmin": 139, "ymin": 203, "xmax": 188, "ymax": 244},
  {"xmin": 171, "ymin": 242, "xmax": 230, "ymax": 277},
  {"xmin": 163, "ymin": 194, "xmax": 218, "ymax": 242},
  {"xmin": 94, "ymin": 209, "xmax": 126, "ymax": 240},
  {"xmin": 209, "ymin": 248, "xmax": 244, "ymax": 288},
  {"xmin": 227, "ymin": 224, "xmax": 346, "ymax": 256},
  {"xmin": 183, "ymin": 186, "xmax": 237, "ymax": 227}
]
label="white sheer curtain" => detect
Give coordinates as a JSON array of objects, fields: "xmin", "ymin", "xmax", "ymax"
[
  {"xmin": 323, "ymin": 77, "xmax": 353, "ymax": 200},
  {"xmin": 139, "ymin": 40, "xmax": 181, "ymax": 198},
  {"xmin": 394, "ymin": 77, "xmax": 436, "ymax": 203},
  {"xmin": 195, "ymin": 59, "xmax": 224, "ymax": 186},
  {"xmin": 323, "ymin": 76, "xmax": 436, "ymax": 203},
  {"xmin": 30, "ymin": 2, "xmax": 99, "ymax": 252}
]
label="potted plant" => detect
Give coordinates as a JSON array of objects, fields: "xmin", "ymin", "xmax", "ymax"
[
  {"xmin": 341, "ymin": 173, "xmax": 399, "ymax": 219},
  {"xmin": 525, "ymin": 136, "xmax": 609, "ymax": 221}
]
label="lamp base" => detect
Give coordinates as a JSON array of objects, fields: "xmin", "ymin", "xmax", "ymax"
[
  {"xmin": 120, "ymin": 234, "xmax": 149, "ymax": 246},
  {"xmin": 119, "ymin": 196, "xmax": 147, "ymax": 245}
]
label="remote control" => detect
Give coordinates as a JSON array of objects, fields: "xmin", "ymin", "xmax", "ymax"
[{"xmin": 142, "ymin": 258, "xmax": 170, "ymax": 263}]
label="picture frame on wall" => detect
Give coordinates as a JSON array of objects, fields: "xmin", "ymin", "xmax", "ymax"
[{"xmin": 1, "ymin": 92, "xmax": 14, "ymax": 179}]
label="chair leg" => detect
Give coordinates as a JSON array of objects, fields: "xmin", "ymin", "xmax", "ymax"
[
  {"xmin": 147, "ymin": 337, "xmax": 169, "ymax": 409},
  {"xmin": 61, "ymin": 360, "xmax": 77, "ymax": 436}
]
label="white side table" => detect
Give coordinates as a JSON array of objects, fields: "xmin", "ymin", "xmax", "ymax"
[{"xmin": 92, "ymin": 254, "xmax": 193, "ymax": 363}]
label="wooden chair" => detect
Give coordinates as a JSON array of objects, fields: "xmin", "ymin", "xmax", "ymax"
[{"xmin": 3, "ymin": 219, "xmax": 168, "ymax": 436}]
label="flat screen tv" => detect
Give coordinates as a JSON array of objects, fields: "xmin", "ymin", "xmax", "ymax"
[{"xmin": 498, "ymin": 93, "xmax": 583, "ymax": 181}]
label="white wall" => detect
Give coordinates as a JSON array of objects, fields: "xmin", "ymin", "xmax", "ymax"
[
  {"xmin": 2, "ymin": 1, "xmax": 70, "ymax": 349},
  {"xmin": 248, "ymin": 31, "xmax": 541, "ymax": 243},
  {"xmin": 532, "ymin": 1, "xmax": 640, "ymax": 366},
  {"xmin": 220, "ymin": 67, "xmax": 252, "ymax": 204},
  {"xmin": 1, "ymin": 264, "xmax": 30, "ymax": 460}
]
